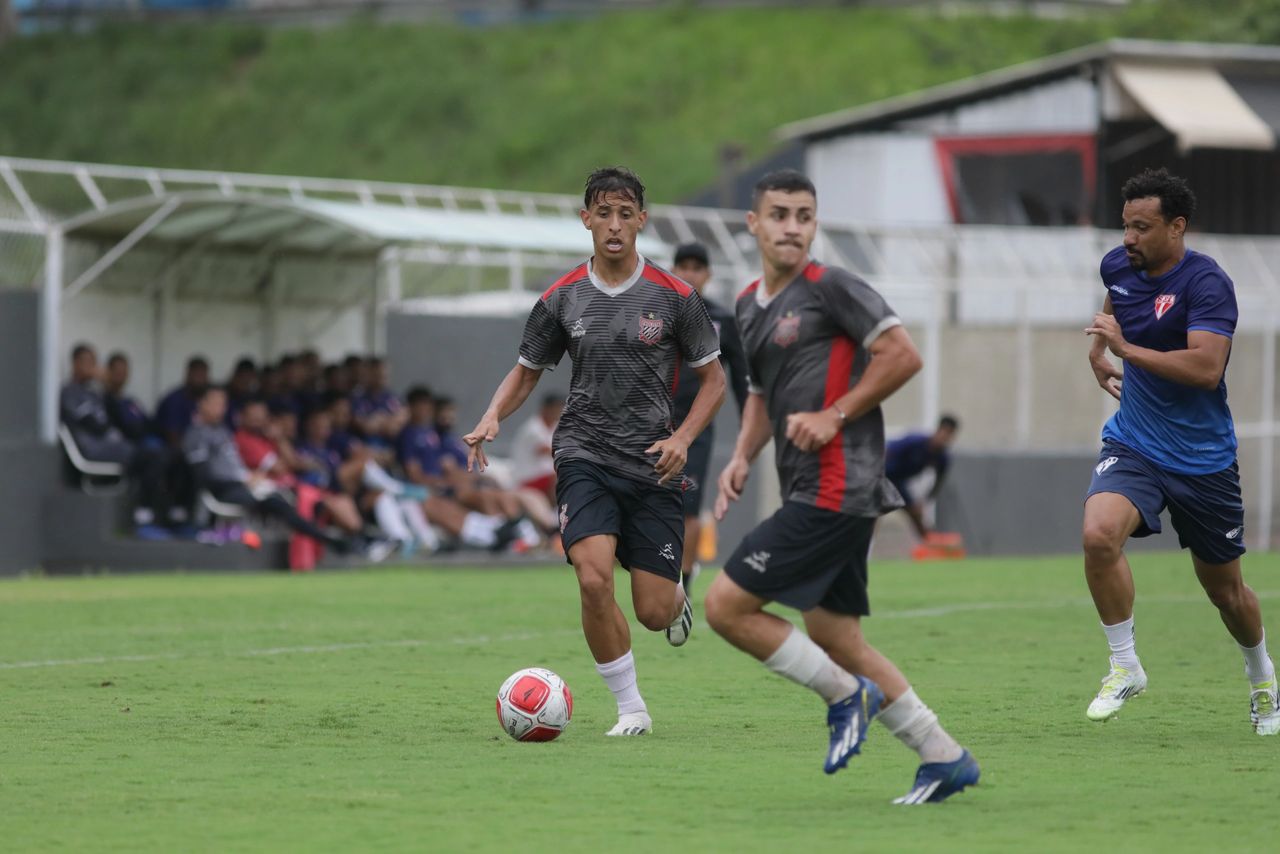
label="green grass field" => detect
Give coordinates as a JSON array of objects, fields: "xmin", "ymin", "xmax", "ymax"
[{"xmin": 1, "ymin": 553, "xmax": 1276, "ymax": 852}]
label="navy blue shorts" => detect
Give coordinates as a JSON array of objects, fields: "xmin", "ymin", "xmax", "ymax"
[
  {"xmin": 680, "ymin": 429, "xmax": 714, "ymax": 517},
  {"xmin": 723, "ymin": 501, "xmax": 873, "ymax": 616},
  {"xmin": 888, "ymin": 476, "xmax": 914, "ymax": 506},
  {"xmin": 555, "ymin": 458, "xmax": 683, "ymax": 581},
  {"xmin": 1086, "ymin": 441, "xmax": 1245, "ymax": 565}
]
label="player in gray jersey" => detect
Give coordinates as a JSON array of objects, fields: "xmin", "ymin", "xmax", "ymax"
[
  {"xmin": 708, "ymin": 170, "xmax": 978, "ymax": 804},
  {"xmin": 464, "ymin": 167, "xmax": 726, "ymax": 737}
]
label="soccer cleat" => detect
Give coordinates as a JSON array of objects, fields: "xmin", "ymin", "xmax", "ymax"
[
  {"xmin": 893, "ymin": 750, "xmax": 981, "ymax": 805},
  {"xmin": 824, "ymin": 677, "xmax": 884, "ymax": 774},
  {"xmin": 1086, "ymin": 658, "xmax": 1147, "ymax": 721},
  {"xmin": 605, "ymin": 711, "xmax": 652, "ymax": 737},
  {"xmin": 665, "ymin": 585, "xmax": 693, "ymax": 647},
  {"xmin": 1250, "ymin": 678, "xmax": 1280, "ymax": 736}
]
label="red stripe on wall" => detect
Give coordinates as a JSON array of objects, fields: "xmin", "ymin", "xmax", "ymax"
[{"xmin": 816, "ymin": 336, "xmax": 856, "ymax": 511}]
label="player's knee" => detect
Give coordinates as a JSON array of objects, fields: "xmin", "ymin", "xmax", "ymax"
[
  {"xmin": 703, "ymin": 587, "xmax": 733, "ymax": 637},
  {"xmin": 1082, "ymin": 519, "xmax": 1125, "ymax": 562},
  {"xmin": 634, "ymin": 600, "xmax": 671, "ymax": 632},
  {"xmin": 1204, "ymin": 577, "xmax": 1245, "ymax": 612},
  {"xmin": 574, "ymin": 565, "xmax": 613, "ymax": 608}
]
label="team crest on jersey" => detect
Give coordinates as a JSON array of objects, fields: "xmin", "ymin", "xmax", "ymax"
[
  {"xmin": 638, "ymin": 312, "xmax": 664, "ymax": 345},
  {"xmin": 1154, "ymin": 294, "xmax": 1176, "ymax": 320},
  {"xmin": 773, "ymin": 312, "xmax": 801, "ymax": 347}
]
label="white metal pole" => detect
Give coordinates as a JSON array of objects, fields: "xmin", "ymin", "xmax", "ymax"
[
  {"xmin": 1015, "ymin": 285, "xmax": 1033, "ymax": 447},
  {"xmin": 1258, "ymin": 310, "xmax": 1276, "ymax": 552},
  {"xmin": 40, "ymin": 227, "xmax": 63, "ymax": 445}
]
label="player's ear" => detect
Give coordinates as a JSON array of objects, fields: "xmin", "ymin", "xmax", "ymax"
[
  {"xmin": 745, "ymin": 209, "xmax": 759, "ymax": 235},
  {"xmin": 579, "ymin": 208, "xmax": 591, "ymax": 230},
  {"xmin": 637, "ymin": 209, "xmax": 648, "ymax": 230}
]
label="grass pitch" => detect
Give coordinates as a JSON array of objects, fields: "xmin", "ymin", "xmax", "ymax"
[{"xmin": 1, "ymin": 553, "xmax": 1276, "ymax": 852}]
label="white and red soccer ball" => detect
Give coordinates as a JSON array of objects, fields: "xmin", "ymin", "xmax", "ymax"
[{"xmin": 496, "ymin": 667, "xmax": 573, "ymax": 742}]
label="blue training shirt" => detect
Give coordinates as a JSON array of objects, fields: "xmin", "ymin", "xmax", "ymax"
[{"xmin": 1099, "ymin": 245, "xmax": 1238, "ymax": 475}]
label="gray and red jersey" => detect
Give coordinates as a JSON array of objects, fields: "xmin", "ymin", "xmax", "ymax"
[
  {"xmin": 737, "ymin": 260, "xmax": 905, "ymax": 517},
  {"xmin": 518, "ymin": 255, "xmax": 721, "ymax": 487}
]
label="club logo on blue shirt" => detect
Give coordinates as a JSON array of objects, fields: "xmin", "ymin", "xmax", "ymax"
[{"xmin": 1154, "ymin": 294, "xmax": 1176, "ymax": 320}]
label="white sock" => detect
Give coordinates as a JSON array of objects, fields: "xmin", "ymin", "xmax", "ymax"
[
  {"xmin": 515, "ymin": 518, "xmax": 541, "ymax": 547},
  {"xmin": 398, "ymin": 499, "xmax": 440, "ymax": 551},
  {"xmin": 595, "ymin": 650, "xmax": 647, "ymax": 716},
  {"xmin": 460, "ymin": 512, "xmax": 499, "ymax": 548},
  {"xmin": 762, "ymin": 626, "xmax": 859, "ymax": 705},
  {"xmin": 877, "ymin": 687, "xmax": 963, "ymax": 764},
  {"xmin": 1102, "ymin": 617, "xmax": 1141, "ymax": 671},
  {"xmin": 1240, "ymin": 632, "xmax": 1276, "ymax": 685},
  {"xmin": 373, "ymin": 493, "xmax": 412, "ymax": 542}
]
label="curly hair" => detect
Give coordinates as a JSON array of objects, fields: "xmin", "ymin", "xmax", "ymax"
[
  {"xmin": 583, "ymin": 166, "xmax": 645, "ymax": 210},
  {"xmin": 1121, "ymin": 168, "xmax": 1196, "ymax": 224}
]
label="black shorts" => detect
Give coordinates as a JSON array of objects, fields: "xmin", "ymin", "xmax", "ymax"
[
  {"xmin": 724, "ymin": 501, "xmax": 873, "ymax": 616},
  {"xmin": 556, "ymin": 458, "xmax": 683, "ymax": 581},
  {"xmin": 1086, "ymin": 441, "xmax": 1246, "ymax": 565},
  {"xmin": 680, "ymin": 428, "xmax": 714, "ymax": 517}
]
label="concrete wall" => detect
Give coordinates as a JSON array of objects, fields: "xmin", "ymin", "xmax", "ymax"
[{"xmin": 0, "ymin": 291, "xmax": 61, "ymax": 575}]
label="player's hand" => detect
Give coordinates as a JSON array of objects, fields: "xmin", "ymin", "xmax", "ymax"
[
  {"xmin": 785, "ymin": 408, "xmax": 842, "ymax": 453},
  {"xmin": 463, "ymin": 415, "xmax": 500, "ymax": 472},
  {"xmin": 714, "ymin": 455, "xmax": 751, "ymax": 521},
  {"xmin": 1085, "ymin": 313, "xmax": 1130, "ymax": 360},
  {"xmin": 645, "ymin": 435, "xmax": 689, "ymax": 486},
  {"xmin": 1090, "ymin": 352, "xmax": 1124, "ymax": 401}
]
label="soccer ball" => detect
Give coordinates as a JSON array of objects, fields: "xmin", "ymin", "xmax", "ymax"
[{"xmin": 496, "ymin": 667, "xmax": 573, "ymax": 742}]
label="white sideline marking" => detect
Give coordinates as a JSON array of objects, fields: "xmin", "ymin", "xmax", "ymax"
[{"xmin": 2, "ymin": 592, "xmax": 1276, "ymax": 672}]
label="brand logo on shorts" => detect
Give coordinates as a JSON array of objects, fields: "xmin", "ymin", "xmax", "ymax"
[
  {"xmin": 660, "ymin": 543, "xmax": 676, "ymax": 562},
  {"xmin": 743, "ymin": 551, "xmax": 771, "ymax": 573},
  {"xmin": 1226, "ymin": 526, "xmax": 1243, "ymax": 540},
  {"xmin": 559, "ymin": 503, "xmax": 569, "ymax": 534},
  {"xmin": 1154, "ymin": 294, "xmax": 1176, "ymax": 320},
  {"xmin": 773, "ymin": 313, "xmax": 801, "ymax": 348},
  {"xmin": 1096, "ymin": 456, "xmax": 1119, "ymax": 475},
  {"xmin": 638, "ymin": 313, "xmax": 664, "ymax": 345},
  {"xmin": 570, "ymin": 318, "xmax": 587, "ymax": 339}
]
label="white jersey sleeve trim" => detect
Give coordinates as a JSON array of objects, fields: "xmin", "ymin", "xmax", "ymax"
[
  {"xmin": 688, "ymin": 349, "xmax": 721, "ymax": 369},
  {"xmin": 862, "ymin": 316, "xmax": 903, "ymax": 349},
  {"xmin": 517, "ymin": 356, "xmax": 556, "ymax": 371},
  {"xmin": 748, "ymin": 381, "xmax": 764, "ymax": 395}
]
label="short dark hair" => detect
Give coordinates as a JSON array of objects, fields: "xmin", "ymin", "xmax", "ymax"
[
  {"xmin": 406, "ymin": 385, "xmax": 433, "ymax": 406},
  {"xmin": 939, "ymin": 414, "xmax": 960, "ymax": 432},
  {"xmin": 192, "ymin": 384, "xmax": 225, "ymax": 404},
  {"xmin": 752, "ymin": 169, "xmax": 817, "ymax": 210},
  {"xmin": 187, "ymin": 356, "xmax": 209, "ymax": 372},
  {"xmin": 70, "ymin": 342, "xmax": 95, "ymax": 361},
  {"xmin": 106, "ymin": 351, "xmax": 128, "ymax": 368},
  {"xmin": 584, "ymin": 166, "xmax": 645, "ymax": 210},
  {"xmin": 1121, "ymin": 168, "xmax": 1196, "ymax": 224},
  {"xmin": 542, "ymin": 393, "xmax": 565, "ymax": 409},
  {"xmin": 233, "ymin": 357, "xmax": 257, "ymax": 375},
  {"xmin": 434, "ymin": 395, "xmax": 455, "ymax": 409}
]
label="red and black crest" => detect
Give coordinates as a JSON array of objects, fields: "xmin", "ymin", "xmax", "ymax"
[
  {"xmin": 773, "ymin": 313, "xmax": 801, "ymax": 347},
  {"xmin": 638, "ymin": 313, "xmax": 664, "ymax": 345}
]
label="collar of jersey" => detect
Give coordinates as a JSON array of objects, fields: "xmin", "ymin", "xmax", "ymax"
[
  {"xmin": 588, "ymin": 253, "xmax": 646, "ymax": 296},
  {"xmin": 755, "ymin": 264, "xmax": 807, "ymax": 309}
]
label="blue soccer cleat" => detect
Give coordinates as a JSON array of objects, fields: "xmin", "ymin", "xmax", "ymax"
[
  {"xmin": 893, "ymin": 749, "xmax": 980, "ymax": 805},
  {"xmin": 824, "ymin": 677, "xmax": 884, "ymax": 774}
]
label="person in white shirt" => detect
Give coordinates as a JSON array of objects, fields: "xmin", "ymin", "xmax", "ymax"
[{"xmin": 510, "ymin": 394, "xmax": 564, "ymax": 503}]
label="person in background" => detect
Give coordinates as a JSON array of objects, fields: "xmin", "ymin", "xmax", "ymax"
[
  {"xmin": 509, "ymin": 393, "xmax": 564, "ymax": 505},
  {"xmin": 155, "ymin": 355, "xmax": 209, "ymax": 447},
  {"xmin": 102, "ymin": 352, "xmax": 153, "ymax": 445},
  {"xmin": 353, "ymin": 356, "xmax": 405, "ymax": 447},
  {"xmin": 884, "ymin": 415, "xmax": 960, "ymax": 542},
  {"xmin": 61, "ymin": 343, "xmax": 172, "ymax": 533},
  {"xmin": 669, "ymin": 241, "xmax": 751, "ymax": 594},
  {"xmin": 224, "ymin": 357, "xmax": 259, "ymax": 430}
]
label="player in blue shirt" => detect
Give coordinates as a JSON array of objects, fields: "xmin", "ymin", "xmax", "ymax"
[
  {"xmin": 1083, "ymin": 168, "xmax": 1277, "ymax": 735},
  {"xmin": 884, "ymin": 415, "xmax": 959, "ymax": 542}
]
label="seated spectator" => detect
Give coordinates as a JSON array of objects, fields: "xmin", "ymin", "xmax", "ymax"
[
  {"xmin": 224, "ymin": 357, "xmax": 259, "ymax": 429},
  {"xmin": 353, "ymin": 356, "xmax": 405, "ymax": 446},
  {"xmin": 436, "ymin": 394, "xmax": 557, "ymax": 537},
  {"xmin": 509, "ymin": 393, "xmax": 563, "ymax": 503},
  {"xmin": 182, "ymin": 386, "xmax": 358, "ymax": 558},
  {"xmin": 885, "ymin": 414, "xmax": 960, "ymax": 542},
  {"xmin": 60, "ymin": 343, "xmax": 172, "ymax": 531},
  {"xmin": 155, "ymin": 356, "xmax": 210, "ymax": 447},
  {"xmin": 398, "ymin": 386, "xmax": 538, "ymax": 549},
  {"xmin": 267, "ymin": 354, "xmax": 305, "ymax": 420},
  {"xmin": 102, "ymin": 352, "xmax": 154, "ymax": 444}
]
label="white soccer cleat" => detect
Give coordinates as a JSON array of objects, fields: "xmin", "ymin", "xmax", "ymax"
[
  {"xmin": 1250, "ymin": 679, "xmax": 1279, "ymax": 736},
  {"xmin": 605, "ymin": 711, "xmax": 652, "ymax": 737},
  {"xmin": 665, "ymin": 585, "xmax": 693, "ymax": 647},
  {"xmin": 1086, "ymin": 658, "xmax": 1147, "ymax": 722}
]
